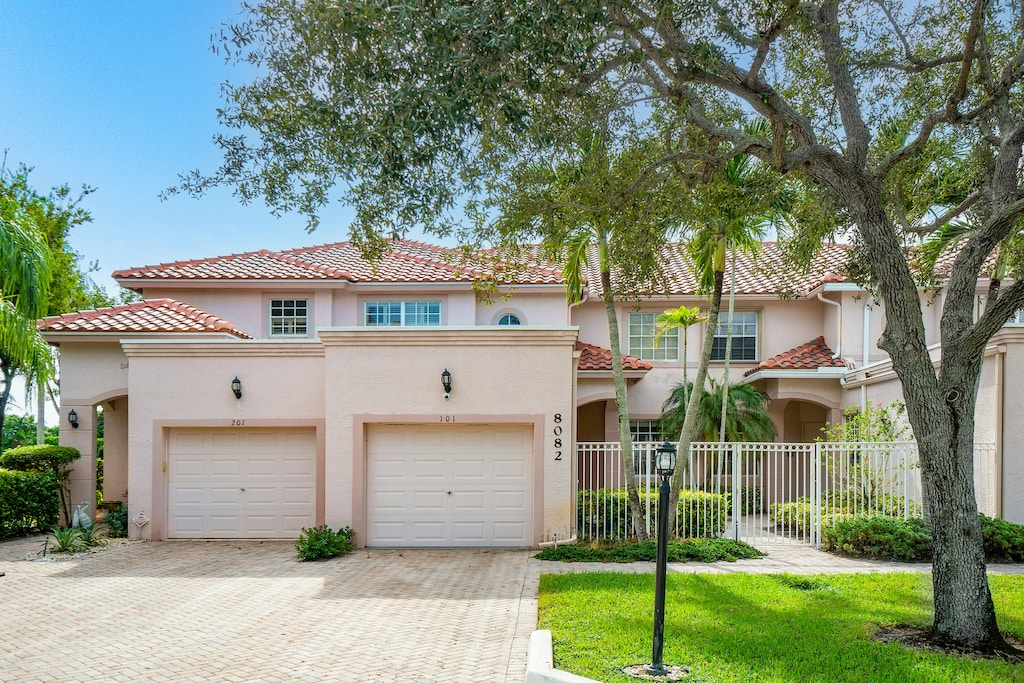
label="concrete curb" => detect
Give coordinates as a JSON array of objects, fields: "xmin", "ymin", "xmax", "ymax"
[{"xmin": 525, "ymin": 630, "xmax": 601, "ymax": 683}]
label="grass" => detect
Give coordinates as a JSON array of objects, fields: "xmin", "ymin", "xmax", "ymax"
[
  {"xmin": 538, "ymin": 573, "xmax": 1024, "ymax": 682},
  {"xmin": 534, "ymin": 538, "xmax": 765, "ymax": 563}
]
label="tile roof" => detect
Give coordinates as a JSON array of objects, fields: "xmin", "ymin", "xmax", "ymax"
[
  {"xmin": 581, "ymin": 242, "xmax": 852, "ymax": 298},
  {"xmin": 744, "ymin": 336, "xmax": 846, "ymax": 376},
  {"xmin": 576, "ymin": 341, "xmax": 653, "ymax": 372},
  {"xmin": 112, "ymin": 240, "xmax": 563, "ymax": 286},
  {"xmin": 38, "ymin": 299, "xmax": 253, "ymax": 338},
  {"xmin": 112, "ymin": 238, "xmax": 854, "ymax": 296}
]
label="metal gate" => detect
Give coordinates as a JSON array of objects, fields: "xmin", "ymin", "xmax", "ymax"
[{"xmin": 576, "ymin": 441, "xmax": 997, "ymax": 547}]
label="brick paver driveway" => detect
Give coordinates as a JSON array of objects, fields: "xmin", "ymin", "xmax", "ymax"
[{"xmin": 0, "ymin": 539, "xmax": 535, "ymax": 683}]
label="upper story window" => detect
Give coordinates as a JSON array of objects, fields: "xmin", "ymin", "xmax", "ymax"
[
  {"xmin": 628, "ymin": 312, "xmax": 679, "ymax": 361},
  {"xmin": 629, "ymin": 419, "xmax": 662, "ymax": 442},
  {"xmin": 497, "ymin": 313, "xmax": 522, "ymax": 325},
  {"xmin": 364, "ymin": 300, "xmax": 441, "ymax": 326},
  {"xmin": 710, "ymin": 311, "xmax": 758, "ymax": 361},
  {"xmin": 269, "ymin": 299, "xmax": 309, "ymax": 336},
  {"xmin": 1009, "ymin": 309, "xmax": 1024, "ymax": 325}
]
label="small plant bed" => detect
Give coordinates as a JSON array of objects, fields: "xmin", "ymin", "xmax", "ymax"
[
  {"xmin": 534, "ymin": 538, "xmax": 765, "ymax": 563},
  {"xmin": 25, "ymin": 525, "xmax": 143, "ymax": 561},
  {"xmin": 538, "ymin": 573, "xmax": 1024, "ymax": 682},
  {"xmin": 295, "ymin": 524, "xmax": 355, "ymax": 561}
]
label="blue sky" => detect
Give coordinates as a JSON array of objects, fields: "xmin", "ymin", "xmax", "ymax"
[{"xmin": 0, "ymin": 1, "xmax": 387, "ymax": 295}]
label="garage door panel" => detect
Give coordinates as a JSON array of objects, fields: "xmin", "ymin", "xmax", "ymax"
[
  {"xmin": 453, "ymin": 460, "xmax": 486, "ymax": 479},
  {"xmin": 366, "ymin": 424, "xmax": 533, "ymax": 547},
  {"xmin": 167, "ymin": 428, "xmax": 316, "ymax": 539}
]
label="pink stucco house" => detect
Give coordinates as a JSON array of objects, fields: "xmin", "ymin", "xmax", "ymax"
[{"xmin": 39, "ymin": 239, "xmax": 1024, "ymax": 545}]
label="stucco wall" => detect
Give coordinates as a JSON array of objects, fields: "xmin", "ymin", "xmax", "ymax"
[
  {"xmin": 120, "ymin": 340, "xmax": 326, "ymax": 539},
  {"xmin": 319, "ymin": 327, "xmax": 579, "ymax": 546}
]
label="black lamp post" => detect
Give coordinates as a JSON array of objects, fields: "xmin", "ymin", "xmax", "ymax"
[{"xmin": 648, "ymin": 440, "xmax": 677, "ymax": 676}]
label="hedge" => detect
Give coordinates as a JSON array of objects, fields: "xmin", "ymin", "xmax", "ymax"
[
  {"xmin": 0, "ymin": 444, "xmax": 82, "ymax": 473},
  {"xmin": 769, "ymin": 493, "xmax": 923, "ymax": 538},
  {"xmin": 0, "ymin": 469, "xmax": 60, "ymax": 538},
  {"xmin": 577, "ymin": 488, "xmax": 728, "ymax": 540},
  {"xmin": 819, "ymin": 513, "xmax": 1024, "ymax": 562}
]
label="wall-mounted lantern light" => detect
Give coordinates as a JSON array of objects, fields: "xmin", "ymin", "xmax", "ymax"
[
  {"xmin": 441, "ymin": 368, "xmax": 452, "ymax": 399},
  {"xmin": 231, "ymin": 377, "xmax": 242, "ymax": 399},
  {"xmin": 68, "ymin": 409, "xmax": 79, "ymax": 429}
]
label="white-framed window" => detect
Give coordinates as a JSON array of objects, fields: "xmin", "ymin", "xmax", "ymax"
[
  {"xmin": 1010, "ymin": 309, "xmax": 1024, "ymax": 325},
  {"xmin": 497, "ymin": 313, "xmax": 522, "ymax": 325},
  {"xmin": 628, "ymin": 312, "xmax": 679, "ymax": 361},
  {"xmin": 364, "ymin": 300, "xmax": 441, "ymax": 326},
  {"xmin": 629, "ymin": 419, "xmax": 662, "ymax": 442},
  {"xmin": 269, "ymin": 299, "xmax": 309, "ymax": 336},
  {"xmin": 710, "ymin": 311, "xmax": 758, "ymax": 361}
]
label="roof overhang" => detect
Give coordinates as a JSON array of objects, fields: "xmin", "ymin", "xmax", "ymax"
[{"xmin": 743, "ymin": 367, "xmax": 848, "ymax": 382}]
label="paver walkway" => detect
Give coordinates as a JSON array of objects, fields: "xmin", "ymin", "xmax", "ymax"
[
  {"xmin": 0, "ymin": 538, "xmax": 534, "ymax": 683},
  {"xmin": 2, "ymin": 536, "xmax": 1021, "ymax": 683}
]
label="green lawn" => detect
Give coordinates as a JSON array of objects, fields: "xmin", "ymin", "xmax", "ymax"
[{"xmin": 538, "ymin": 573, "xmax": 1024, "ymax": 682}]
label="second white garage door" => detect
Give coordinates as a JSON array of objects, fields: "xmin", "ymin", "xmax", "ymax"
[
  {"xmin": 365, "ymin": 424, "xmax": 533, "ymax": 547},
  {"xmin": 167, "ymin": 428, "xmax": 316, "ymax": 539}
]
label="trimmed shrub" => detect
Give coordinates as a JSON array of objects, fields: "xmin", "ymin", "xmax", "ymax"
[
  {"xmin": 105, "ymin": 505, "xmax": 128, "ymax": 538},
  {"xmin": 295, "ymin": 525, "xmax": 355, "ymax": 561},
  {"xmin": 1, "ymin": 444, "xmax": 81, "ymax": 522},
  {"xmin": 0, "ymin": 469, "xmax": 61, "ymax": 538},
  {"xmin": 981, "ymin": 515, "xmax": 1024, "ymax": 563},
  {"xmin": 821, "ymin": 515, "xmax": 932, "ymax": 561},
  {"xmin": 577, "ymin": 488, "xmax": 729, "ymax": 540},
  {"xmin": 770, "ymin": 493, "xmax": 922, "ymax": 538},
  {"xmin": 534, "ymin": 537, "xmax": 765, "ymax": 563}
]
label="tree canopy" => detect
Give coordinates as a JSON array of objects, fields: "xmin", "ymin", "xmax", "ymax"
[{"xmin": 185, "ymin": 0, "xmax": 1024, "ymax": 653}]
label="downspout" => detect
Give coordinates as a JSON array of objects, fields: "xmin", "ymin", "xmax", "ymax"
[
  {"xmin": 861, "ymin": 301, "xmax": 871, "ymax": 412},
  {"xmin": 996, "ymin": 346, "xmax": 1005, "ymax": 518},
  {"xmin": 816, "ymin": 292, "xmax": 842, "ymax": 358}
]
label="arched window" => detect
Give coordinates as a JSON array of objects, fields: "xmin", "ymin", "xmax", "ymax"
[{"xmin": 497, "ymin": 313, "xmax": 522, "ymax": 326}]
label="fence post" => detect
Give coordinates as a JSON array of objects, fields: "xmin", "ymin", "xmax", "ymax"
[
  {"xmin": 731, "ymin": 443, "xmax": 741, "ymax": 541},
  {"xmin": 812, "ymin": 442, "xmax": 821, "ymax": 548},
  {"xmin": 903, "ymin": 444, "xmax": 911, "ymax": 520}
]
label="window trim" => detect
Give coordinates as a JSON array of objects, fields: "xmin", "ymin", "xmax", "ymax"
[
  {"xmin": 709, "ymin": 310, "xmax": 759, "ymax": 362},
  {"xmin": 627, "ymin": 311, "xmax": 679, "ymax": 361},
  {"xmin": 363, "ymin": 300, "xmax": 442, "ymax": 327},
  {"xmin": 494, "ymin": 310, "xmax": 525, "ymax": 326},
  {"xmin": 268, "ymin": 298, "xmax": 310, "ymax": 337}
]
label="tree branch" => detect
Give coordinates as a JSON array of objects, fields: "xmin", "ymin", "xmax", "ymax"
[
  {"xmin": 814, "ymin": 0, "xmax": 871, "ymax": 167},
  {"xmin": 960, "ymin": 279, "xmax": 1024, "ymax": 358},
  {"xmin": 904, "ymin": 188, "xmax": 984, "ymax": 235}
]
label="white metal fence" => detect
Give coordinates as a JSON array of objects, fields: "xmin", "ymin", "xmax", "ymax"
[{"xmin": 576, "ymin": 440, "xmax": 998, "ymax": 547}]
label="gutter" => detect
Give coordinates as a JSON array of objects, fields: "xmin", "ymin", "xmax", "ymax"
[{"xmin": 816, "ymin": 292, "xmax": 842, "ymax": 358}]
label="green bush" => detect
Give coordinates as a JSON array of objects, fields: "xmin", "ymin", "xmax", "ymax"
[
  {"xmin": 981, "ymin": 515, "xmax": 1024, "ymax": 562},
  {"xmin": 577, "ymin": 488, "xmax": 728, "ymax": 540},
  {"xmin": 534, "ymin": 538, "xmax": 765, "ymax": 563},
  {"xmin": 1, "ymin": 444, "xmax": 82, "ymax": 522},
  {"xmin": 770, "ymin": 493, "xmax": 922, "ymax": 538},
  {"xmin": 295, "ymin": 525, "xmax": 355, "ymax": 561},
  {"xmin": 821, "ymin": 515, "xmax": 932, "ymax": 561},
  {"xmin": 717, "ymin": 485, "xmax": 764, "ymax": 515},
  {"xmin": 105, "ymin": 505, "xmax": 128, "ymax": 538},
  {"xmin": 0, "ymin": 469, "xmax": 60, "ymax": 538}
]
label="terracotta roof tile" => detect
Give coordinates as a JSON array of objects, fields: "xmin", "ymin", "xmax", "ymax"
[
  {"xmin": 112, "ymin": 239, "xmax": 854, "ymax": 296},
  {"xmin": 113, "ymin": 239, "xmax": 564, "ymax": 286},
  {"xmin": 576, "ymin": 341, "xmax": 653, "ymax": 372},
  {"xmin": 744, "ymin": 336, "xmax": 846, "ymax": 376},
  {"xmin": 39, "ymin": 299, "xmax": 252, "ymax": 338},
  {"xmin": 581, "ymin": 242, "xmax": 852, "ymax": 298}
]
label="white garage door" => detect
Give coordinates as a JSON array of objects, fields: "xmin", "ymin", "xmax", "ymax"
[
  {"xmin": 366, "ymin": 424, "xmax": 533, "ymax": 547},
  {"xmin": 167, "ymin": 428, "xmax": 316, "ymax": 539}
]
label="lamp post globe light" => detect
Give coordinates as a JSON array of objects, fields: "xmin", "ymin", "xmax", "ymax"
[{"xmin": 647, "ymin": 440, "xmax": 676, "ymax": 676}]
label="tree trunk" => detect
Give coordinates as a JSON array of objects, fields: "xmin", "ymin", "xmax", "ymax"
[
  {"xmin": 718, "ymin": 245, "xmax": 737, "ymax": 443},
  {"xmin": 0, "ymin": 358, "xmax": 14, "ymax": 443},
  {"xmin": 598, "ymin": 237, "xmax": 649, "ymax": 541},
  {"xmin": 668, "ymin": 268, "xmax": 725, "ymax": 521},
  {"xmin": 854, "ymin": 195, "xmax": 1009, "ymax": 652}
]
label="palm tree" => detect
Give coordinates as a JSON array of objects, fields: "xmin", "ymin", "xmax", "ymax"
[
  {"xmin": 0, "ymin": 194, "xmax": 53, "ymax": 439},
  {"xmin": 654, "ymin": 305, "xmax": 704, "ymax": 421},
  {"xmin": 493, "ymin": 132, "xmax": 688, "ymax": 541},
  {"xmin": 660, "ymin": 379, "xmax": 777, "ymax": 444},
  {"xmin": 668, "ymin": 120, "xmax": 794, "ymax": 512}
]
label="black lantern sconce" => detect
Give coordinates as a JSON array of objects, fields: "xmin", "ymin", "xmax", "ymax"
[
  {"xmin": 67, "ymin": 409, "xmax": 79, "ymax": 429},
  {"xmin": 231, "ymin": 377, "xmax": 242, "ymax": 399},
  {"xmin": 441, "ymin": 368, "xmax": 452, "ymax": 400}
]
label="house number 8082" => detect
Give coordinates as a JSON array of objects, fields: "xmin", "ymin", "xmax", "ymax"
[{"xmin": 553, "ymin": 413, "xmax": 563, "ymax": 461}]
